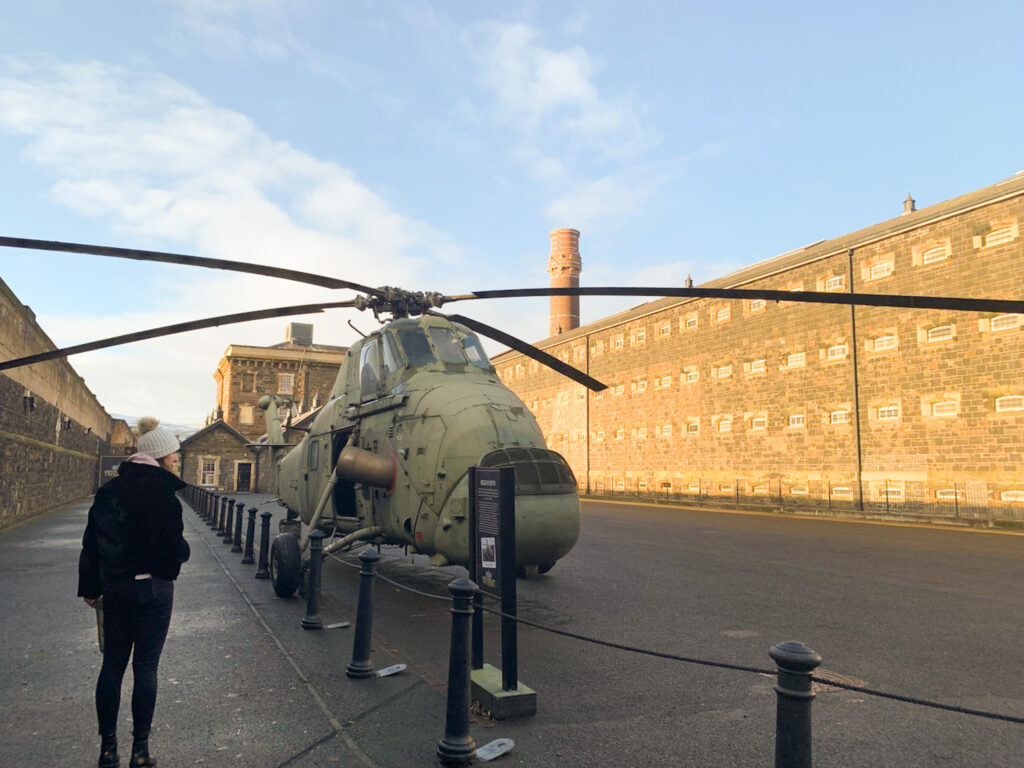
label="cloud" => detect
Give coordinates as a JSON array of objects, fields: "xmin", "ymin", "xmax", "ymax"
[
  {"xmin": 0, "ymin": 57, "xmax": 466, "ymax": 423},
  {"xmin": 466, "ymin": 21, "xmax": 648, "ymax": 159},
  {"xmin": 160, "ymin": 0, "xmax": 367, "ymax": 88},
  {"xmin": 544, "ymin": 168, "xmax": 665, "ymax": 231}
]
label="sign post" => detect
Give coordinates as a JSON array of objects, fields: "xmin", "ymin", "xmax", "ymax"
[{"xmin": 468, "ymin": 465, "xmax": 536, "ymax": 719}]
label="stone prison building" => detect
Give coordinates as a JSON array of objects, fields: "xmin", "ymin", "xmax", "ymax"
[{"xmin": 491, "ymin": 173, "xmax": 1024, "ymax": 520}]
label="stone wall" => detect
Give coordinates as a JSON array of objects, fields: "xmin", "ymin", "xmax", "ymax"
[
  {"xmin": 0, "ymin": 371, "xmax": 114, "ymax": 527},
  {"xmin": 0, "ymin": 278, "xmax": 118, "ymax": 528},
  {"xmin": 493, "ymin": 184, "xmax": 1024, "ymax": 515},
  {"xmin": 180, "ymin": 425, "xmax": 254, "ymax": 493}
]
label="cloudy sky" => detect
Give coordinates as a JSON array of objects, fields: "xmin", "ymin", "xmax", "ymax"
[{"xmin": 1, "ymin": 1, "xmax": 1022, "ymax": 425}]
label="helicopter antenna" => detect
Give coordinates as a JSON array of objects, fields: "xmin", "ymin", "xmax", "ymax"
[{"xmin": 347, "ymin": 320, "xmax": 367, "ymax": 338}]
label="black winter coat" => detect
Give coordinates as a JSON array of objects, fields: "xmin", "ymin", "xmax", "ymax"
[{"xmin": 77, "ymin": 460, "xmax": 190, "ymax": 600}]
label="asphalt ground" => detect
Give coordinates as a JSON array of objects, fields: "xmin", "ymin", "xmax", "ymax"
[
  {"xmin": 2, "ymin": 494, "xmax": 1022, "ymax": 767},
  {"xmin": 0, "ymin": 494, "xmax": 512, "ymax": 768}
]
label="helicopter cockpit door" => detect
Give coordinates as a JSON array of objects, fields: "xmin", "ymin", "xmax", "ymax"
[
  {"xmin": 359, "ymin": 338, "xmax": 382, "ymax": 402},
  {"xmin": 304, "ymin": 435, "xmax": 323, "ymax": 519}
]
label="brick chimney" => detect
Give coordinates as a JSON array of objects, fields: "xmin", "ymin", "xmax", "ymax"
[{"xmin": 547, "ymin": 228, "xmax": 582, "ymax": 336}]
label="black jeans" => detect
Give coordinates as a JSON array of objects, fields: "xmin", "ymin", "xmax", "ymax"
[{"xmin": 96, "ymin": 578, "xmax": 174, "ymax": 738}]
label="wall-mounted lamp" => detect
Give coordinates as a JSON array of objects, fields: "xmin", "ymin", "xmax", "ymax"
[
  {"xmin": 23, "ymin": 390, "xmax": 35, "ymax": 412},
  {"xmin": 62, "ymin": 416, "xmax": 73, "ymax": 430}
]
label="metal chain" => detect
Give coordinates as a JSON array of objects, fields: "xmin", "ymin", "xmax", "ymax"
[{"xmin": 324, "ymin": 549, "xmax": 1024, "ymax": 725}]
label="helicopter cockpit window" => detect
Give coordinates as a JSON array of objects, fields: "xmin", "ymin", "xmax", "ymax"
[
  {"xmin": 359, "ymin": 339, "xmax": 381, "ymax": 400},
  {"xmin": 381, "ymin": 332, "xmax": 402, "ymax": 376},
  {"xmin": 479, "ymin": 447, "xmax": 576, "ymax": 495},
  {"xmin": 397, "ymin": 327, "xmax": 436, "ymax": 366},
  {"xmin": 428, "ymin": 327, "xmax": 467, "ymax": 364},
  {"xmin": 460, "ymin": 333, "xmax": 492, "ymax": 370}
]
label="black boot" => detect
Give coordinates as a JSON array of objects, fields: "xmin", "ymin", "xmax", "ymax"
[
  {"xmin": 129, "ymin": 736, "xmax": 157, "ymax": 767},
  {"xmin": 98, "ymin": 733, "xmax": 119, "ymax": 768}
]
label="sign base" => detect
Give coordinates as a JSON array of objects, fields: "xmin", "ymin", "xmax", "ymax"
[{"xmin": 471, "ymin": 664, "xmax": 537, "ymax": 720}]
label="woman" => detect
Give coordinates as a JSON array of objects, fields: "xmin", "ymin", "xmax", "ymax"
[{"xmin": 78, "ymin": 428, "xmax": 190, "ymax": 768}]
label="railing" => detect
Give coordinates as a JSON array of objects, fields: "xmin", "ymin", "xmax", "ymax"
[{"xmin": 589, "ymin": 478, "xmax": 1024, "ymax": 523}]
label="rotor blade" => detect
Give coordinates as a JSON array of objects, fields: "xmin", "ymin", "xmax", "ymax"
[
  {"xmin": 439, "ymin": 312, "xmax": 608, "ymax": 391},
  {"xmin": 444, "ymin": 287, "xmax": 1024, "ymax": 315},
  {"xmin": 0, "ymin": 236, "xmax": 384, "ymax": 296},
  {"xmin": 0, "ymin": 300, "xmax": 360, "ymax": 372}
]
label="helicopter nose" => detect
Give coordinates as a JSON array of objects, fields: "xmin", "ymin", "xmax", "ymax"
[{"xmin": 514, "ymin": 492, "xmax": 581, "ymax": 567}]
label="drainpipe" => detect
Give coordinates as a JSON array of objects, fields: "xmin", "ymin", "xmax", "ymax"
[
  {"xmin": 848, "ymin": 249, "xmax": 865, "ymax": 512},
  {"xmin": 585, "ymin": 332, "xmax": 591, "ymax": 495}
]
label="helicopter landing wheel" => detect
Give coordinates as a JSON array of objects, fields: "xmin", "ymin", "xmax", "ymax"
[{"xmin": 269, "ymin": 533, "xmax": 302, "ymax": 598}]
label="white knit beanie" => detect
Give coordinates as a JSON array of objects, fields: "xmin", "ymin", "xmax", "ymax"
[{"xmin": 136, "ymin": 428, "xmax": 180, "ymax": 459}]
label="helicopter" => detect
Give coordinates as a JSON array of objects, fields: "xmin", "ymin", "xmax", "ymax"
[
  {"xmin": 3, "ymin": 235, "xmax": 1024, "ymax": 598},
  {"xmin": 256, "ymin": 311, "xmax": 585, "ymax": 595}
]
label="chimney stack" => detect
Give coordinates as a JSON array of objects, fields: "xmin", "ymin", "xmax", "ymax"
[
  {"xmin": 902, "ymin": 193, "xmax": 916, "ymax": 215},
  {"xmin": 548, "ymin": 228, "xmax": 582, "ymax": 336}
]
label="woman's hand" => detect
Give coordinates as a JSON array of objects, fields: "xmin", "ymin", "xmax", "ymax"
[{"xmin": 83, "ymin": 597, "xmax": 98, "ymax": 608}]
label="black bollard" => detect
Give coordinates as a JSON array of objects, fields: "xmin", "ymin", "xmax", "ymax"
[
  {"xmin": 302, "ymin": 530, "xmax": 326, "ymax": 630},
  {"xmin": 436, "ymin": 581, "xmax": 475, "ymax": 765},
  {"xmin": 232, "ymin": 501, "xmax": 245, "ymax": 553},
  {"xmin": 242, "ymin": 507, "xmax": 257, "ymax": 564},
  {"xmin": 223, "ymin": 498, "xmax": 236, "ymax": 544},
  {"xmin": 207, "ymin": 492, "xmax": 216, "ymax": 528},
  {"xmin": 217, "ymin": 496, "xmax": 227, "ymax": 534},
  {"xmin": 255, "ymin": 511, "xmax": 272, "ymax": 579},
  {"xmin": 770, "ymin": 641, "xmax": 822, "ymax": 768},
  {"xmin": 437, "ymin": 577, "xmax": 478, "ymax": 766},
  {"xmin": 346, "ymin": 549, "xmax": 381, "ymax": 678}
]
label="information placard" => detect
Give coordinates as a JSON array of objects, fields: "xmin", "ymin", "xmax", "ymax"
[
  {"xmin": 469, "ymin": 465, "xmax": 518, "ymax": 690},
  {"xmin": 97, "ymin": 456, "xmax": 125, "ymax": 489}
]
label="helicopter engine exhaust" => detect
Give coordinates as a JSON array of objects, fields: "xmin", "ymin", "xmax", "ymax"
[{"xmin": 336, "ymin": 445, "xmax": 395, "ymax": 493}]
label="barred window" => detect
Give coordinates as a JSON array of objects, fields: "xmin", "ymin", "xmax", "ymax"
[
  {"xmin": 921, "ymin": 244, "xmax": 948, "ymax": 264},
  {"xmin": 985, "ymin": 224, "xmax": 1015, "ymax": 247},
  {"xmin": 830, "ymin": 410, "xmax": 851, "ymax": 424},
  {"xmin": 786, "ymin": 352, "xmax": 806, "ymax": 368},
  {"xmin": 931, "ymin": 400, "xmax": 958, "ymax": 417},
  {"xmin": 995, "ymin": 396, "xmax": 1024, "ymax": 412},
  {"xmin": 878, "ymin": 405, "xmax": 901, "ymax": 421},
  {"xmin": 827, "ymin": 344, "xmax": 848, "ymax": 360},
  {"xmin": 991, "ymin": 314, "xmax": 1023, "ymax": 332},
  {"xmin": 869, "ymin": 261, "xmax": 893, "ymax": 280},
  {"xmin": 789, "ymin": 413, "xmax": 805, "ymax": 427},
  {"xmin": 874, "ymin": 335, "xmax": 897, "ymax": 352},
  {"xmin": 824, "ymin": 275, "xmax": 845, "ymax": 291},
  {"xmin": 926, "ymin": 325, "xmax": 954, "ymax": 342}
]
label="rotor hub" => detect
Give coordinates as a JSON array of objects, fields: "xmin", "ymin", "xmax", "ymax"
[{"xmin": 361, "ymin": 287, "xmax": 445, "ymax": 319}]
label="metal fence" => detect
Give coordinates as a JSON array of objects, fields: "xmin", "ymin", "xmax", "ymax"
[{"xmin": 589, "ymin": 477, "xmax": 1024, "ymax": 524}]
